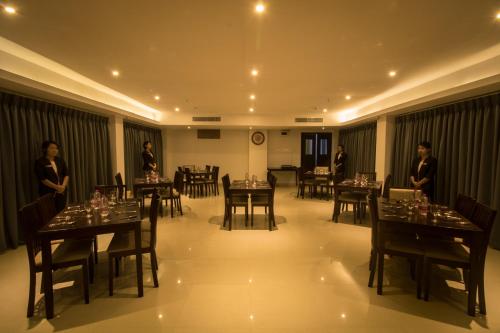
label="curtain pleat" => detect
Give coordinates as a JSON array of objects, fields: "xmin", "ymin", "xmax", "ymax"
[
  {"xmin": 0, "ymin": 91, "xmax": 112, "ymax": 250},
  {"xmin": 123, "ymin": 122, "xmax": 163, "ymax": 188},
  {"xmin": 391, "ymin": 92, "xmax": 500, "ymax": 248},
  {"xmin": 338, "ymin": 122, "xmax": 377, "ymax": 178}
]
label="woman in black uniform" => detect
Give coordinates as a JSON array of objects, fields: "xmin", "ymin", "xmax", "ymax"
[
  {"xmin": 410, "ymin": 141, "xmax": 437, "ymax": 201},
  {"xmin": 34, "ymin": 140, "xmax": 69, "ymax": 212},
  {"xmin": 333, "ymin": 144, "xmax": 347, "ymax": 183},
  {"xmin": 142, "ymin": 140, "xmax": 157, "ymax": 173}
]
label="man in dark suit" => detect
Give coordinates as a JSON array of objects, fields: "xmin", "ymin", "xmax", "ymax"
[
  {"xmin": 333, "ymin": 144, "xmax": 347, "ymax": 183},
  {"xmin": 410, "ymin": 141, "xmax": 438, "ymax": 201}
]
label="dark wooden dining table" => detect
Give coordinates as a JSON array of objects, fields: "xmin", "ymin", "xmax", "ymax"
[
  {"xmin": 37, "ymin": 201, "xmax": 143, "ymax": 319},
  {"xmin": 377, "ymin": 197, "xmax": 483, "ymax": 316},
  {"xmin": 133, "ymin": 178, "xmax": 174, "ymax": 217},
  {"xmin": 228, "ymin": 180, "xmax": 274, "ymax": 231},
  {"xmin": 332, "ymin": 179, "xmax": 383, "ymax": 221}
]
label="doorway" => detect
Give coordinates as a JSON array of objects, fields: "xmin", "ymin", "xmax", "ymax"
[{"xmin": 300, "ymin": 132, "xmax": 332, "ymax": 171}]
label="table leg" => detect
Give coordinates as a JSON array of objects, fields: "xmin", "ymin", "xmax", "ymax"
[
  {"xmin": 467, "ymin": 233, "xmax": 480, "ymax": 316},
  {"xmin": 228, "ymin": 196, "xmax": 233, "ymax": 231},
  {"xmin": 41, "ymin": 238, "xmax": 54, "ymax": 319},
  {"xmin": 170, "ymin": 185, "xmax": 174, "ymax": 218},
  {"xmin": 332, "ymin": 193, "xmax": 340, "ymax": 222},
  {"xmin": 268, "ymin": 194, "xmax": 275, "ymax": 231},
  {"xmin": 134, "ymin": 222, "xmax": 144, "ymax": 297}
]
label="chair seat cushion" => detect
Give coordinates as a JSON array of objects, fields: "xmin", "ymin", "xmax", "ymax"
[
  {"xmin": 108, "ymin": 231, "xmax": 151, "ymax": 254},
  {"xmin": 35, "ymin": 239, "xmax": 93, "ymax": 267},
  {"xmin": 424, "ymin": 241, "xmax": 470, "ymax": 263}
]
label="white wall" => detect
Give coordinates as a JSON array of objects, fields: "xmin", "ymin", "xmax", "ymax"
[{"xmin": 165, "ymin": 129, "xmax": 249, "ymax": 179}]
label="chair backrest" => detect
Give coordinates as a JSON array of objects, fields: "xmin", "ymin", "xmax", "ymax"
[
  {"xmin": 148, "ymin": 191, "xmax": 161, "ymax": 249},
  {"xmin": 366, "ymin": 191, "xmax": 379, "ymax": 249},
  {"xmin": 184, "ymin": 168, "xmax": 194, "ymax": 183},
  {"xmin": 212, "ymin": 166, "xmax": 220, "ymax": 181},
  {"xmin": 358, "ymin": 171, "xmax": 376, "ymax": 181},
  {"xmin": 297, "ymin": 167, "xmax": 305, "ymax": 182},
  {"xmin": 173, "ymin": 171, "xmax": 184, "ymax": 193},
  {"xmin": 177, "ymin": 166, "xmax": 183, "ymax": 173},
  {"xmin": 382, "ymin": 174, "xmax": 392, "ymax": 198},
  {"xmin": 19, "ymin": 201, "xmax": 44, "ymax": 270},
  {"xmin": 36, "ymin": 193, "xmax": 57, "ymax": 224},
  {"xmin": 115, "ymin": 173, "xmax": 126, "ymax": 200},
  {"xmin": 389, "ymin": 188, "xmax": 422, "ymax": 201},
  {"xmin": 454, "ymin": 194, "xmax": 476, "ymax": 220},
  {"xmin": 470, "ymin": 202, "xmax": 497, "ymax": 257},
  {"xmin": 270, "ymin": 174, "xmax": 278, "ymax": 197},
  {"xmin": 95, "ymin": 185, "xmax": 118, "ymax": 198},
  {"xmin": 221, "ymin": 174, "xmax": 230, "ymax": 199}
]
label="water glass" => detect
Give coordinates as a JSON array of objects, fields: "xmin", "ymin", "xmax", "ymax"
[{"xmin": 84, "ymin": 200, "xmax": 92, "ymax": 218}]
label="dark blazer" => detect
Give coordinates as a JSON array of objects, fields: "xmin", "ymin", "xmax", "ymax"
[
  {"xmin": 34, "ymin": 156, "xmax": 68, "ymax": 196},
  {"xmin": 334, "ymin": 152, "xmax": 347, "ymax": 174},
  {"xmin": 142, "ymin": 150, "xmax": 157, "ymax": 172},
  {"xmin": 410, "ymin": 156, "xmax": 437, "ymax": 200}
]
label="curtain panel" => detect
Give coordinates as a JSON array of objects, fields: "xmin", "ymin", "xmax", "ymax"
[
  {"xmin": 338, "ymin": 122, "xmax": 377, "ymax": 178},
  {"xmin": 0, "ymin": 91, "xmax": 112, "ymax": 250},
  {"xmin": 391, "ymin": 92, "xmax": 500, "ymax": 248},
  {"xmin": 123, "ymin": 122, "xmax": 163, "ymax": 188}
]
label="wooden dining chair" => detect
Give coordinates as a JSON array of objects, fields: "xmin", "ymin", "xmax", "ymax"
[
  {"xmin": 221, "ymin": 174, "xmax": 249, "ymax": 227},
  {"xmin": 297, "ymin": 167, "xmax": 314, "ymax": 199},
  {"xmin": 454, "ymin": 194, "xmax": 477, "ymax": 220},
  {"xmin": 19, "ymin": 201, "xmax": 94, "ymax": 317},
  {"xmin": 422, "ymin": 203, "xmax": 496, "ymax": 314},
  {"xmin": 250, "ymin": 175, "xmax": 277, "ymax": 229},
  {"xmin": 205, "ymin": 166, "xmax": 220, "ymax": 196},
  {"xmin": 107, "ymin": 191, "xmax": 161, "ymax": 296},
  {"xmin": 185, "ymin": 168, "xmax": 205, "ymax": 198},
  {"xmin": 319, "ymin": 172, "xmax": 335, "ymax": 200},
  {"xmin": 381, "ymin": 174, "xmax": 392, "ymax": 199},
  {"xmin": 160, "ymin": 171, "xmax": 183, "ymax": 216},
  {"xmin": 366, "ymin": 192, "xmax": 424, "ymax": 298},
  {"xmin": 114, "ymin": 172, "xmax": 128, "ymax": 200}
]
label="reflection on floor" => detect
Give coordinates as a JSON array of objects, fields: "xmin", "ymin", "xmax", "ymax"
[{"xmin": 1, "ymin": 186, "xmax": 499, "ymax": 332}]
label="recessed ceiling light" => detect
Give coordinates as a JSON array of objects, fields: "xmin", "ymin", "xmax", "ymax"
[
  {"xmin": 496, "ymin": 11, "xmax": 500, "ymax": 20},
  {"xmin": 388, "ymin": 70, "xmax": 397, "ymax": 77},
  {"xmin": 249, "ymin": 126, "xmax": 253, "ymax": 130},
  {"xmin": 250, "ymin": 94, "xmax": 256, "ymax": 100},
  {"xmin": 249, "ymin": 107, "xmax": 255, "ymax": 112},
  {"xmin": 154, "ymin": 95, "xmax": 160, "ymax": 101},
  {"xmin": 111, "ymin": 70, "xmax": 120, "ymax": 77},
  {"xmin": 4, "ymin": 6, "xmax": 16, "ymax": 14},
  {"xmin": 322, "ymin": 127, "xmax": 325, "ymax": 130},
  {"xmin": 187, "ymin": 126, "xmax": 191, "ymax": 129},
  {"xmin": 251, "ymin": 68, "xmax": 259, "ymax": 77},
  {"xmin": 322, "ymin": 108, "xmax": 328, "ymax": 113},
  {"xmin": 255, "ymin": 3, "xmax": 265, "ymax": 13},
  {"xmin": 174, "ymin": 107, "xmax": 180, "ymax": 112},
  {"xmin": 345, "ymin": 95, "xmax": 352, "ymax": 100}
]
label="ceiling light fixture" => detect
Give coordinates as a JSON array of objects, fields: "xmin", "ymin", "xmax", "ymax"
[
  {"xmin": 345, "ymin": 95, "xmax": 351, "ymax": 100},
  {"xmin": 174, "ymin": 107, "xmax": 180, "ymax": 112},
  {"xmin": 255, "ymin": 3, "xmax": 265, "ymax": 13},
  {"xmin": 250, "ymin": 94, "xmax": 256, "ymax": 100},
  {"xmin": 187, "ymin": 126, "xmax": 191, "ymax": 129},
  {"xmin": 111, "ymin": 70, "xmax": 120, "ymax": 77},
  {"xmin": 249, "ymin": 107, "xmax": 255, "ymax": 112},
  {"xmin": 3, "ymin": 6, "xmax": 16, "ymax": 14},
  {"xmin": 154, "ymin": 95, "xmax": 160, "ymax": 101},
  {"xmin": 322, "ymin": 108, "xmax": 327, "ymax": 113},
  {"xmin": 388, "ymin": 70, "xmax": 397, "ymax": 77},
  {"xmin": 496, "ymin": 11, "xmax": 500, "ymax": 20},
  {"xmin": 251, "ymin": 68, "xmax": 259, "ymax": 77}
]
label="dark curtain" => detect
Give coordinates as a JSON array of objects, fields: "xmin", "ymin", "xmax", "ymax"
[
  {"xmin": 338, "ymin": 122, "xmax": 377, "ymax": 178},
  {"xmin": 391, "ymin": 92, "xmax": 500, "ymax": 248},
  {"xmin": 0, "ymin": 91, "xmax": 112, "ymax": 250},
  {"xmin": 123, "ymin": 122, "xmax": 163, "ymax": 187}
]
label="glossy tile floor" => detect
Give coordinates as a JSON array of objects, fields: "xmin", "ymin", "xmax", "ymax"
[{"xmin": 1, "ymin": 186, "xmax": 500, "ymax": 333}]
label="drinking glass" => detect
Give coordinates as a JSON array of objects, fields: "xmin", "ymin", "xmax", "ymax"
[
  {"xmin": 100, "ymin": 206, "xmax": 110, "ymax": 221},
  {"xmin": 84, "ymin": 200, "xmax": 92, "ymax": 218}
]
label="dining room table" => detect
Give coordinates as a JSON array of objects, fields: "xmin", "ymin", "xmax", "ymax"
[
  {"xmin": 376, "ymin": 196, "xmax": 483, "ymax": 316},
  {"xmin": 332, "ymin": 179, "xmax": 383, "ymax": 221},
  {"xmin": 37, "ymin": 200, "xmax": 143, "ymax": 319},
  {"xmin": 228, "ymin": 180, "xmax": 274, "ymax": 231},
  {"xmin": 133, "ymin": 177, "xmax": 174, "ymax": 217}
]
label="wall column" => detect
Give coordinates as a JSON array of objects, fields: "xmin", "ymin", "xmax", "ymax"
[
  {"xmin": 108, "ymin": 115, "xmax": 125, "ymax": 179},
  {"xmin": 161, "ymin": 127, "xmax": 169, "ymax": 177},
  {"xmin": 375, "ymin": 115, "xmax": 395, "ymax": 181},
  {"xmin": 249, "ymin": 129, "xmax": 268, "ymax": 180}
]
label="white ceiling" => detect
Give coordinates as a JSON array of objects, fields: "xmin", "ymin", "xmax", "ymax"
[{"xmin": 0, "ymin": 0, "xmax": 500, "ymax": 126}]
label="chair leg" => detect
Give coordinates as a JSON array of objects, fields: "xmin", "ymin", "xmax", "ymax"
[
  {"xmin": 178, "ymin": 198, "xmax": 183, "ymax": 215},
  {"xmin": 82, "ymin": 262, "xmax": 90, "ymax": 304},
  {"xmin": 27, "ymin": 270, "xmax": 36, "ymax": 317},
  {"xmin": 479, "ymin": 268, "xmax": 487, "ymax": 314},
  {"xmin": 245, "ymin": 206, "xmax": 249, "ymax": 225},
  {"xmin": 423, "ymin": 260, "xmax": 431, "ymax": 301},
  {"xmin": 150, "ymin": 251, "xmax": 159, "ymax": 288},
  {"xmin": 115, "ymin": 257, "xmax": 120, "ymax": 277},
  {"xmin": 416, "ymin": 257, "xmax": 422, "ymax": 299},
  {"xmin": 353, "ymin": 204, "xmax": 357, "ymax": 224},
  {"xmin": 377, "ymin": 251, "xmax": 384, "ymax": 295},
  {"xmin": 251, "ymin": 205, "xmax": 254, "ymax": 227},
  {"xmin": 89, "ymin": 255, "xmax": 94, "ymax": 284},
  {"xmin": 108, "ymin": 256, "xmax": 114, "ymax": 296},
  {"xmin": 368, "ymin": 250, "xmax": 377, "ymax": 288}
]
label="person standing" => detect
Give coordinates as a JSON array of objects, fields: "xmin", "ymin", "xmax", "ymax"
[
  {"xmin": 34, "ymin": 140, "xmax": 69, "ymax": 212},
  {"xmin": 410, "ymin": 141, "xmax": 438, "ymax": 201},
  {"xmin": 333, "ymin": 144, "xmax": 347, "ymax": 183},
  {"xmin": 142, "ymin": 140, "xmax": 157, "ymax": 173}
]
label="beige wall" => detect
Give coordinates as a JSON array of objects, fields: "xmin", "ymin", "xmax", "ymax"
[{"xmin": 165, "ymin": 129, "xmax": 249, "ymax": 179}]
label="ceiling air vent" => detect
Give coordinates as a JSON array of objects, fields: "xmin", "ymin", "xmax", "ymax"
[
  {"xmin": 197, "ymin": 129, "xmax": 220, "ymax": 139},
  {"xmin": 294, "ymin": 117, "xmax": 323, "ymax": 123},
  {"xmin": 192, "ymin": 116, "xmax": 222, "ymax": 122}
]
